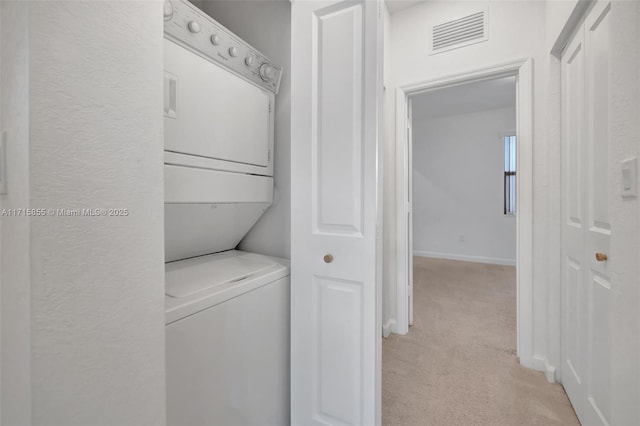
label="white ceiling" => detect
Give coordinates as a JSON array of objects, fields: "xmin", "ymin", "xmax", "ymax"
[
  {"xmin": 410, "ymin": 76, "xmax": 516, "ymax": 120},
  {"xmin": 385, "ymin": 0, "xmax": 540, "ymax": 15},
  {"xmin": 385, "ymin": 0, "xmax": 424, "ymax": 15}
]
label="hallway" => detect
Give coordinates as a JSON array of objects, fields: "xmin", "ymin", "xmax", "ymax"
[{"xmin": 382, "ymin": 257, "xmax": 579, "ymax": 425}]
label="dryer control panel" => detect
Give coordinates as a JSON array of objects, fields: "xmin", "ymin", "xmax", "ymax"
[{"xmin": 164, "ymin": 0, "xmax": 283, "ymax": 94}]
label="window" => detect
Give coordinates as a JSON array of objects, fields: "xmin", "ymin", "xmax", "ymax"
[{"xmin": 504, "ymin": 135, "xmax": 517, "ymax": 215}]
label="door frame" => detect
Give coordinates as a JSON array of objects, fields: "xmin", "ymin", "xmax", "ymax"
[{"xmin": 393, "ymin": 58, "xmax": 535, "ymax": 368}]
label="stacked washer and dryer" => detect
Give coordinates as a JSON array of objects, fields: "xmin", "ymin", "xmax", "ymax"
[{"xmin": 162, "ymin": 1, "xmax": 289, "ymax": 424}]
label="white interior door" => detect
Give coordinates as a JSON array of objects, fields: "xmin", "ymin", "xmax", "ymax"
[
  {"xmin": 582, "ymin": 2, "xmax": 612, "ymax": 424},
  {"xmin": 561, "ymin": 19, "xmax": 587, "ymax": 417},
  {"xmin": 407, "ymin": 98, "xmax": 414, "ymax": 326},
  {"xmin": 290, "ymin": 1, "xmax": 382, "ymax": 425},
  {"xmin": 561, "ymin": 2, "xmax": 612, "ymax": 424}
]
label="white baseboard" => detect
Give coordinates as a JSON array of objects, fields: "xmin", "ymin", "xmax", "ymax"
[
  {"xmin": 382, "ymin": 318, "xmax": 396, "ymax": 338},
  {"xmin": 532, "ymin": 355, "xmax": 558, "ymax": 383},
  {"xmin": 413, "ymin": 250, "xmax": 516, "ymax": 266}
]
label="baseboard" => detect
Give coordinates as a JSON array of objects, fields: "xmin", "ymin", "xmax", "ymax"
[
  {"xmin": 382, "ymin": 319, "xmax": 396, "ymax": 338},
  {"xmin": 532, "ymin": 355, "xmax": 557, "ymax": 383},
  {"xmin": 413, "ymin": 250, "xmax": 516, "ymax": 266}
]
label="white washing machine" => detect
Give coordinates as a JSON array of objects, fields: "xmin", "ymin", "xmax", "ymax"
[
  {"xmin": 165, "ymin": 251, "xmax": 289, "ymax": 425},
  {"xmin": 162, "ymin": 1, "xmax": 288, "ymax": 424}
]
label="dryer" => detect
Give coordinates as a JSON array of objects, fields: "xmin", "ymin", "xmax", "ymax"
[
  {"xmin": 162, "ymin": 1, "xmax": 288, "ymax": 424},
  {"xmin": 163, "ymin": 0, "xmax": 282, "ymax": 262}
]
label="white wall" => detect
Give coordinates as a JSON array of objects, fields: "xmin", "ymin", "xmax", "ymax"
[
  {"xmin": 385, "ymin": 0, "xmax": 553, "ymax": 368},
  {"xmin": 545, "ymin": 0, "xmax": 579, "ymax": 50},
  {"xmin": 0, "ymin": 3, "xmax": 2, "ymax": 419},
  {"xmin": 382, "ymin": 2, "xmax": 397, "ymax": 337},
  {"xmin": 386, "ymin": 3, "xmax": 640, "ymax": 416},
  {"xmin": 198, "ymin": 0, "xmax": 292, "ymax": 260},
  {"xmin": 1, "ymin": 2, "xmax": 32, "ymax": 424},
  {"xmin": 606, "ymin": 2, "xmax": 640, "ymax": 423},
  {"xmin": 2, "ymin": 2, "xmax": 166, "ymax": 424},
  {"xmin": 412, "ymin": 107, "xmax": 516, "ymax": 265}
]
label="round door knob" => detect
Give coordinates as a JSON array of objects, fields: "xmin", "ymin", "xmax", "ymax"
[
  {"xmin": 595, "ymin": 252, "xmax": 608, "ymax": 262},
  {"xmin": 228, "ymin": 46, "xmax": 239, "ymax": 57},
  {"xmin": 210, "ymin": 34, "xmax": 221, "ymax": 45},
  {"xmin": 323, "ymin": 254, "xmax": 334, "ymax": 264}
]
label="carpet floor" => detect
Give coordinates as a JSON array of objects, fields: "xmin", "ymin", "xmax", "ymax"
[{"xmin": 382, "ymin": 257, "xmax": 579, "ymax": 426}]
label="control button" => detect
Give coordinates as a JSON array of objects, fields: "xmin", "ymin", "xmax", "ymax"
[
  {"xmin": 163, "ymin": 0, "xmax": 173, "ymax": 21},
  {"xmin": 228, "ymin": 46, "xmax": 239, "ymax": 57},
  {"xmin": 245, "ymin": 54, "xmax": 256, "ymax": 66},
  {"xmin": 187, "ymin": 20, "xmax": 201, "ymax": 33},
  {"xmin": 210, "ymin": 34, "xmax": 221, "ymax": 46},
  {"xmin": 259, "ymin": 63, "xmax": 275, "ymax": 82}
]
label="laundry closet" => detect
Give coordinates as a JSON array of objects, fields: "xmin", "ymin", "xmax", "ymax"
[{"xmin": 162, "ymin": 0, "xmax": 290, "ymax": 424}]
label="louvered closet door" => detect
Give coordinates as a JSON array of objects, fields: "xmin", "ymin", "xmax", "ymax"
[{"xmin": 561, "ymin": 2, "xmax": 613, "ymax": 424}]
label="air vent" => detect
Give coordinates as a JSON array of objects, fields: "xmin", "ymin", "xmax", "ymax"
[{"xmin": 430, "ymin": 10, "xmax": 488, "ymax": 55}]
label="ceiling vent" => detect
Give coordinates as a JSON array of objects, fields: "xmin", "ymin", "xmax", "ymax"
[{"xmin": 429, "ymin": 9, "xmax": 488, "ymax": 55}]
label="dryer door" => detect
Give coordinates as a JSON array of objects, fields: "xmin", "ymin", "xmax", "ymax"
[{"xmin": 164, "ymin": 39, "xmax": 272, "ymax": 170}]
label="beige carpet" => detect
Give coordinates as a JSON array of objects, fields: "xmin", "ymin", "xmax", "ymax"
[{"xmin": 382, "ymin": 257, "xmax": 579, "ymax": 426}]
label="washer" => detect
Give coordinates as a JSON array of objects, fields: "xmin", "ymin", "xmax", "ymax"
[
  {"xmin": 165, "ymin": 251, "xmax": 289, "ymax": 425},
  {"xmin": 162, "ymin": 1, "xmax": 288, "ymax": 424}
]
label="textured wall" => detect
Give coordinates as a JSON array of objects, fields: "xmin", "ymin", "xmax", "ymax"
[
  {"xmin": 198, "ymin": 0, "xmax": 292, "ymax": 260},
  {"xmin": 1, "ymin": 2, "xmax": 33, "ymax": 423},
  {"xmin": 412, "ymin": 107, "xmax": 517, "ymax": 265},
  {"xmin": 19, "ymin": 2, "xmax": 165, "ymax": 424},
  {"xmin": 607, "ymin": 2, "xmax": 640, "ymax": 423}
]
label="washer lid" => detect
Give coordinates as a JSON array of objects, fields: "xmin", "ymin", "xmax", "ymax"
[{"xmin": 165, "ymin": 251, "xmax": 278, "ymax": 298}]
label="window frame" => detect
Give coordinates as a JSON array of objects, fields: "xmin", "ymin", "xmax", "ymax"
[{"xmin": 503, "ymin": 132, "xmax": 517, "ymax": 216}]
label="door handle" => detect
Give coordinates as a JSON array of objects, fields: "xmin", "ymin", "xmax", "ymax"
[
  {"xmin": 164, "ymin": 72, "xmax": 178, "ymax": 119},
  {"xmin": 595, "ymin": 252, "xmax": 608, "ymax": 262},
  {"xmin": 323, "ymin": 254, "xmax": 334, "ymax": 264}
]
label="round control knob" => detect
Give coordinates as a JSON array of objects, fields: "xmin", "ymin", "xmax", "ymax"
[
  {"xmin": 259, "ymin": 63, "xmax": 276, "ymax": 82},
  {"xmin": 187, "ymin": 20, "xmax": 201, "ymax": 33},
  {"xmin": 245, "ymin": 54, "xmax": 256, "ymax": 67},
  {"xmin": 210, "ymin": 34, "xmax": 221, "ymax": 46},
  {"xmin": 163, "ymin": 0, "xmax": 174, "ymax": 21},
  {"xmin": 228, "ymin": 46, "xmax": 239, "ymax": 57}
]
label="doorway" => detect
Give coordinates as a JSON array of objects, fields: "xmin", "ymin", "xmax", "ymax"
[
  {"xmin": 407, "ymin": 76, "xmax": 518, "ymax": 325},
  {"xmin": 382, "ymin": 61, "xmax": 581, "ymax": 425},
  {"xmin": 393, "ymin": 60, "xmax": 535, "ymax": 368}
]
